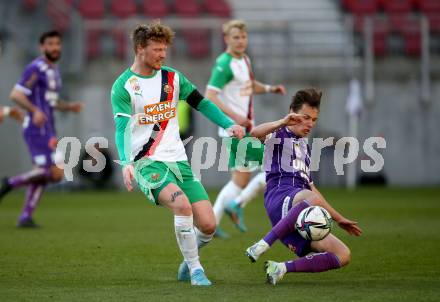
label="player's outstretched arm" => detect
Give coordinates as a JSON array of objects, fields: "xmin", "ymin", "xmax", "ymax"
[
  {"xmin": 250, "ymin": 112, "xmax": 304, "ymax": 141},
  {"xmin": 0, "ymin": 106, "xmax": 24, "ymax": 123},
  {"xmin": 311, "ymin": 184, "xmax": 362, "ymax": 236},
  {"xmin": 253, "ymin": 80, "xmax": 286, "ymax": 95},
  {"xmin": 54, "ymin": 100, "xmax": 83, "ymax": 113}
]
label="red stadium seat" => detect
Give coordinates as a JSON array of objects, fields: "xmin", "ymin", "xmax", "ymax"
[
  {"xmin": 78, "ymin": 0, "xmax": 105, "ymax": 19},
  {"xmin": 202, "ymin": 0, "xmax": 231, "ymax": 17},
  {"xmin": 342, "ymin": 0, "xmax": 352, "ymax": 10},
  {"xmin": 389, "ymin": 14, "xmax": 419, "ymax": 34},
  {"xmin": 427, "ymin": 14, "xmax": 440, "ymax": 33},
  {"xmin": 389, "ymin": 14, "xmax": 421, "ymax": 56},
  {"xmin": 85, "ymin": 29, "xmax": 102, "ymax": 59},
  {"xmin": 110, "ymin": 0, "xmax": 137, "ymax": 19},
  {"xmin": 174, "ymin": 0, "xmax": 201, "ymax": 17},
  {"xmin": 373, "ymin": 19, "xmax": 390, "ymax": 56},
  {"xmin": 112, "ymin": 29, "xmax": 128, "ymax": 60},
  {"xmin": 403, "ymin": 31, "xmax": 421, "ymax": 56},
  {"xmin": 142, "ymin": 0, "xmax": 170, "ymax": 18},
  {"xmin": 345, "ymin": 0, "xmax": 379, "ymax": 15},
  {"xmin": 354, "ymin": 15, "xmax": 382, "ymax": 32},
  {"xmin": 354, "ymin": 14, "xmax": 367, "ymax": 32},
  {"xmin": 60, "ymin": 0, "xmax": 74, "ymax": 8},
  {"xmin": 354, "ymin": 16, "xmax": 390, "ymax": 56},
  {"xmin": 418, "ymin": 0, "xmax": 440, "ymax": 14},
  {"xmin": 46, "ymin": 0, "xmax": 74, "ymax": 32},
  {"xmin": 183, "ymin": 29, "xmax": 210, "ymax": 58},
  {"xmin": 22, "ymin": 0, "xmax": 38, "ymax": 12},
  {"xmin": 382, "ymin": 0, "xmax": 414, "ymax": 14}
]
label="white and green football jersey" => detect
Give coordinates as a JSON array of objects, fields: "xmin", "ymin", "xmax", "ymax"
[
  {"xmin": 207, "ymin": 52, "xmax": 253, "ymax": 137},
  {"xmin": 111, "ymin": 66, "xmax": 196, "ymax": 162}
]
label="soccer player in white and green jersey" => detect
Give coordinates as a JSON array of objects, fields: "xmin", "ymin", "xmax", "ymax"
[
  {"xmin": 110, "ymin": 22, "xmax": 244, "ymax": 286},
  {"xmin": 205, "ymin": 20, "xmax": 286, "ymax": 238}
]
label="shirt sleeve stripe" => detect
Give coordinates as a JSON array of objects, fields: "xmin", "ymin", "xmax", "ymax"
[
  {"xmin": 206, "ymin": 85, "xmax": 222, "ymax": 92},
  {"xmin": 14, "ymin": 84, "xmax": 32, "ymax": 96},
  {"xmin": 114, "ymin": 113, "xmax": 131, "ymax": 118}
]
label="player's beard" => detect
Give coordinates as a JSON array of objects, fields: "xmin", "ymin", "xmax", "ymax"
[
  {"xmin": 45, "ymin": 50, "xmax": 61, "ymax": 63},
  {"xmin": 151, "ymin": 60, "xmax": 163, "ymax": 70}
]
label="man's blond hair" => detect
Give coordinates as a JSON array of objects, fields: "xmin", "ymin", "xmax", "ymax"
[
  {"xmin": 222, "ymin": 20, "xmax": 247, "ymax": 35},
  {"xmin": 132, "ymin": 21, "xmax": 175, "ymax": 53}
]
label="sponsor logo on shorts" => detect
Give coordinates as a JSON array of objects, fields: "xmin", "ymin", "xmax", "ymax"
[{"xmin": 150, "ymin": 173, "xmax": 161, "ymax": 181}]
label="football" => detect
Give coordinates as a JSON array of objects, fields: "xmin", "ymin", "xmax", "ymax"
[{"xmin": 296, "ymin": 206, "xmax": 333, "ymax": 241}]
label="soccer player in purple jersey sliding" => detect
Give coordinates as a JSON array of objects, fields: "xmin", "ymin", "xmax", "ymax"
[
  {"xmin": 0, "ymin": 30, "xmax": 82, "ymax": 228},
  {"xmin": 245, "ymin": 88, "xmax": 362, "ymax": 285}
]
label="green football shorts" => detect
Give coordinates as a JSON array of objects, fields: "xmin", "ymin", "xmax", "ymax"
[
  {"xmin": 226, "ymin": 134, "xmax": 265, "ymax": 171},
  {"xmin": 134, "ymin": 159, "xmax": 209, "ymax": 205}
]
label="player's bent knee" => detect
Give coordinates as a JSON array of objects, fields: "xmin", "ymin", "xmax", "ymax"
[
  {"xmin": 337, "ymin": 247, "xmax": 351, "ymax": 267},
  {"xmin": 198, "ymin": 221, "xmax": 216, "ymax": 235},
  {"xmin": 293, "ymin": 190, "xmax": 319, "ymax": 204},
  {"xmin": 232, "ymin": 171, "xmax": 251, "ymax": 188},
  {"xmin": 306, "ymin": 193, "xmax": 321, "ymax": 205}
]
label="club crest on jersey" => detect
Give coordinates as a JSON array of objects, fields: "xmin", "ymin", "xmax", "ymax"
[
  {"xmin": 129, "ymin": 77, "xmax": 142, "ymax": 95},
  {"xmin": 163, "ymin": 84, "xmax": 173, "ymax": 94}
]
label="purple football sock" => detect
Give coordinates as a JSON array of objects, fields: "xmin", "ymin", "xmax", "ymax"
[
  {"xmin": 285, "ymin": 252, "xmax": 341, "ymax": 273},
  {"xmin": 18, "ymin": 183, "xmax": 45, "ymax": 222},
  {"xmin": 263, "ymin": 200, "xmax": 310, "ymax": 246},
  {"xmin": 8, "ymin": 168, "xmax": 51, "ymax": 188}
]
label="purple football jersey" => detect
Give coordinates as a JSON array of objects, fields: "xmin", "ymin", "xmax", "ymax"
[
  {"xmin": 15, "ymin": 56, "xmax": 61, "ymax": 138},
  {"xmin": 263, "ymin": 126, "xmax": 313, "ymax": 204}
]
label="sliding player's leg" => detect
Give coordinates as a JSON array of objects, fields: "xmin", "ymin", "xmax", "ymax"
[
  {"xmin": 246, "ymin": 188, "xmax": 307, "ymax": 262},
  {"xmin": 247, "ymin": 188, "xmax": 328, "ymax": 258},
  {"xmin": 265, "ymin": 234, "xmax": 348, "ymax": 285}
]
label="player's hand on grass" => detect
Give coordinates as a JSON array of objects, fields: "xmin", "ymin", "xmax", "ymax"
[
  {"xmin": 227, "ymin": 125, "xmax": 245, "ymax": 139},
  {"xmin": 337, "ymin": 217, "xmax": 362, "ymax": 236},
  {"xmin": 69, "ymin": 102, "xmax": 83, "ymax": 113},
  {"xmin": 270, "ymin": 84, "xmax": 286, "ymax": 95},
  {"xmin": 32, "ymin": 109, "xmax": 47, "ymax": 127},
  {"xmin": 283, "ymin": 112, "xmax": 304, "ymax": 126},
  {"xmin": 122, "ymin": 164, "xmax": 135, "ymax": 191}
]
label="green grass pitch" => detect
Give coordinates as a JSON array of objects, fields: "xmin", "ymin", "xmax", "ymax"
[{"xmin": 0, "ymin": 187, "xmax": 439, "ymax": 301}]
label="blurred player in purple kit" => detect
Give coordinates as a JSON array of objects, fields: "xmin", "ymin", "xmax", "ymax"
[
  {"xmin": 245, "ymin": 88, "xmax": 362, "ymax": 285},
  {"xmin": 0, "ymin": 30, "xmax": 82, "ymax": 228}
]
